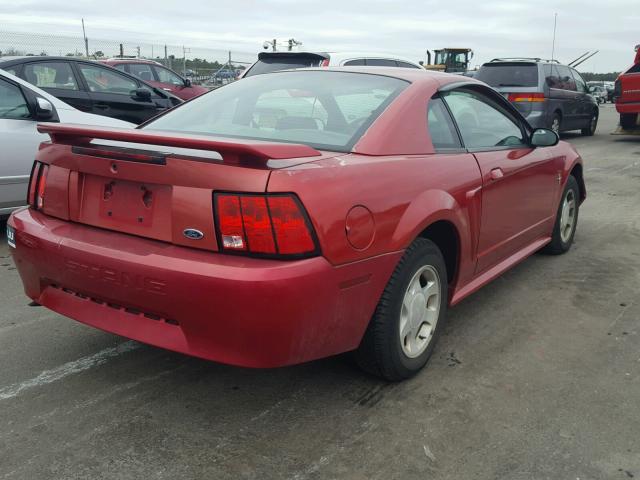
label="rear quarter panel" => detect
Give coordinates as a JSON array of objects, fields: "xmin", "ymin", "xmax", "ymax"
[{"xmin": 267, "ymin": 152, "xmax": 483, "ymax": 287}]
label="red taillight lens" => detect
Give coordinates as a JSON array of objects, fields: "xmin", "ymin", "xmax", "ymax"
[
  {"xmin": 214, "ymin": 193, "xmax": 318, "ymax": 258},
  {"xmin": 508, "ymin": 92, "xmax": 545, "ymax": 103},
  {"xmin": 27, "ymin": 162, "xmax": 49, "ymax": 209},
  {"xmin": 217, "ymin": 194, "xmax": 246, "ymax": 251},
  {"xmin": 267, "ymin": 196, "xmax": 316, "ymax": 254}
]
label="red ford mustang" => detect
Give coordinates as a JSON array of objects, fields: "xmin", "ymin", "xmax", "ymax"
[{"xmin": 8, "ymin": 67, "xmax": 585, "ymax": 380}]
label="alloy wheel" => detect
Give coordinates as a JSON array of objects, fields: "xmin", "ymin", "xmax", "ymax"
[
  {"xmin": 560, "ymin": 188, "xmax": 577, "ymax": 243},
  {"xmin": 399, "ymin": 265, "xmax": 441, "ymax": 358}
]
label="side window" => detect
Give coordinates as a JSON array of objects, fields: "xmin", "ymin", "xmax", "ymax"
[
  {"xmin": 544, "ymin": 64, "xmax": 560, "ymax": 89},
  {"xmin": 78, "ymin": 64, "xmax": 138, "ymax": 94},
  {"xmin": 443, "ymin": 90, "xmax": 526, "ymax": 150},
  {"xmin": 343, "ymin": 59, "xmax": 366, "ymax": 66},
  {"xmin": 23, "ymin": 62, "xmax": 78, "ymax": 90},
  {"xmin": 571, "ymin": 69, "xmax": 588, "ymax": 93},
  {"xmin": 114, "ymin": 64, "xmax": 128, "ymax": 73},
  {"xmin": 0, "ymin": 79, "xmax": 30, "ymax": 119},
  {"xmin": 365, "ymin": 59, "xmax": 397, "ymax": 67},
  {"xmin": 397, "ymin": 61, "xmax": 420, "ymax": 69},
  {"xmin": 427, "ymin": 97, "xmax": 461, "ymax": 150},
  {"xmin": 128, "ymin": 63, "xmax": 155, "ymax": 82},
  {"xmin": 555, "ymin": 65, "xmax": 577, "ymax": 91},
  {"xmin": 153, "ymin": 66, "xmax": 184, "ymax": 85}
]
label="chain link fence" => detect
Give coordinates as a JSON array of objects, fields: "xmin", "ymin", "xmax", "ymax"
[{"xmin": 0, "ymin": 30, "xmax": 258, "ymax": 86}]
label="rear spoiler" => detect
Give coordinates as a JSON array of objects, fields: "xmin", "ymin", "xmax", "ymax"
[{"xmin": 37, "ymin": 124, "xmax": 321, "ymax": 166}]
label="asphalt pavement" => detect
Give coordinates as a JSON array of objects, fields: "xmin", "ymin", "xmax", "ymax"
[{"xmin": 0, "ymin": 104, "xmax": 638, "ymax": 479}]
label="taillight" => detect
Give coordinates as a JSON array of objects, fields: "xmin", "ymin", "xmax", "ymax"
[
  {"xmin": 320, "ymin": 59, "xmax": 330, "ymax": 67},
  {"xmin": 508, "ymin": 92, "xmax": 545, "ymax": 103},
  {"xmin": 27, "ymin": 161, "xmax": 49, "ymax": 210},
  {"xmin": 214, "ymin": 193, "xmax": 319, "ymax": 258}
]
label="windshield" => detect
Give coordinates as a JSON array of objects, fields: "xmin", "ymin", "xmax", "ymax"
[
  {"xmin": 244, "ymin": 55, "xmax": 325, "ymax": 77},
  {"xmin": 476, "ymin": 63, "xmax": 539, "ymax": 87},
  {"xmin": 144, "ymin": 71, "xmax": 409, "ymax": 152}
]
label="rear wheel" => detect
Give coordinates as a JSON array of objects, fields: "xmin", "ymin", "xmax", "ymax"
[
  {"xmin": 581, "ymin": 110, "xmax": 598, "ymax": 136},
  {"xmin": 542, "ymin": 175, "xmax": 580, "ymax": 255},
  {"xmin": 355, "ymin": 238, "xmax": 448, "ymax": 381},
  {"xmin": 550, "ymin": 113, "xmax": 562, "ymax": 135},
  {"xmin": 620, "ymin": 113, "xmax": 638, "ymax": 130}
]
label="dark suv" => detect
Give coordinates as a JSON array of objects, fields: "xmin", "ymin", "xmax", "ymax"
[{"xmin": 476, "ymin": 58, "xmax": 598, "ymax": 136}]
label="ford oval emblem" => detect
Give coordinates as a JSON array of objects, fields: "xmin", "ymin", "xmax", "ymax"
[{"xmin": 183, "ymin": 228, "xmax": 204, "ymax": 240}]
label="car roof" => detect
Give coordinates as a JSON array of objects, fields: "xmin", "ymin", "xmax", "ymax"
[
  {"xmin": 257, "ymin": 51, "xmax": 422, "ymax": 67},
  {"xmin": 101, "ymin": 58, "xmax": 162, "ymax": 65},
  {"xmin": 277, "ymin": 65, "xmax": 477, "ymax": 87}
]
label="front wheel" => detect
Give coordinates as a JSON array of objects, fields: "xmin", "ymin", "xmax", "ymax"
[
  {"xmin": 581, "ymin": 111, "xmax": 598, "ymax": 136},
  {"xmin": 355, "ymin": 238, "xmax": 448, "ymax": 381},
  {"xmin": 542, "ymin": 175, "xmax": 580, "ymax": 255}
]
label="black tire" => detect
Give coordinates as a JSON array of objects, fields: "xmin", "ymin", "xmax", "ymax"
[
  {"xmin": 581, "ymin": 110, "xmax": 598, "ymax": 136},
  {"xmin": 550, "ymin": 112, "xmax": 562, "ymax": 135},
  {"xmin": 620, "ymin": 113, "xmax": 638, "ymax": 130},
  {"xmin": 355, "ymin": 238, "xmax": 448, "ymax": 381},
  {"xmin": 541, "ymin": 175, "xmax": 580, "ymax": 255}
]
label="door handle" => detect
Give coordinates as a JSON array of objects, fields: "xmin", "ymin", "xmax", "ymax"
[
  {"xmin": 490, "ymin": 168, "xmax": 504, "ymax": 181},
  {"xmin": 94, "ymin": 103, "xmax": 109, "ymax": 110}
]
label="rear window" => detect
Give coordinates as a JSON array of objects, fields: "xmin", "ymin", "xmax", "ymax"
[
  {"xmin": 244, "ymin": 55, "xmax": 325, "ymax": 77},
  {"xmin": 476, "ymin": 63, "xmax": 539, "ymax": 88},
  {"xmin": 144, "ymin": 71, "xmax": 409, "ymax": 152}
]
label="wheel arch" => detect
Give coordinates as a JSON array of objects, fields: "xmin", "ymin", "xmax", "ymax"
[
  {"xmin": 569, "ymin": 162, "xmax": 586, "ymax": 203},
  {"xmin": 390, "ymin": 189, "xmax": 468, "ymax": 289},
  {"xmin": 417, "ymin": 220, "xmax": 461, "ymax": 288}
]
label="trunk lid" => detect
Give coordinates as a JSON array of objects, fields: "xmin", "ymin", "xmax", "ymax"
[{"xmin": 35, "ymin": 124, "xmax": 329, "ymax": 251}]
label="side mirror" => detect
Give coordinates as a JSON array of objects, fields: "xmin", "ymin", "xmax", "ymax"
[
  {"xmin": 184, "ymin": 78, "xmax": 192, "ymax": 87},
  {"xmin": 131, "ymin": 88, "xmax": 152, "ymax": 101},
  {"xmin": 531, "ymin": 128, "xmax": 559, "ymax": 147},
  {"xmin": 35, "ymin": 97, "xmax": 55, "ymax": 120}
]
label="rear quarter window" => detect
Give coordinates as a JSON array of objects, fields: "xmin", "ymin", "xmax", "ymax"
[{"xmin": 476, "ymin": 63, "xmax": 539, "ymax": 88}]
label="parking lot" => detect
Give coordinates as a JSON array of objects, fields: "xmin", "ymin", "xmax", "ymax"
[{"xmin": 0, "ymin": 104, "xmax": 638, "ymax": 479}]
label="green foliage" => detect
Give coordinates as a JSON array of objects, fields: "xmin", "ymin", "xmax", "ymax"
[{"xmin": 580, "ymin": 72, "xmax": 620, "ymax": 82}]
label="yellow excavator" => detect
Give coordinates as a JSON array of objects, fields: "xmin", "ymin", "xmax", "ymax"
[{"xmin": 421, "ymin": 48, "xmax": 474, "ymax": 74}]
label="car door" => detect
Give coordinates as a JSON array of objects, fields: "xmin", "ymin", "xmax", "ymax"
[
  {"xmin": 126, "ymin": 63, "xmax": 164, "ymax": 91},
  {"xmin": 0, "ymin": 77, "xmax": 44, "ymax": 212},
  {"xmin": 74, "ymin": 62, "xmax": 160, "ymax": 124},
  {"xmin": 151, "ymin": 65, "xmax": 190, "ymax": 98},
  {"xmin": 555, "ymin": 65, "xmax": 581, "ymax": 129},
  {"xmin": 442, "ymin": 87, "xmax": 559, "ymax": 273},
  {"xmin": 571, "ymin": 68, "xmax": 595, "ymax": 126},
  {"xmin": 20, "ymin": 61, "xmax": 92, "ymax": 113}
]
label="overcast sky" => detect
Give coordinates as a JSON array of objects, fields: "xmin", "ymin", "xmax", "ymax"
[{"xmin": 1, "ymin": 0, "xmax": 638, "ymax": 72}]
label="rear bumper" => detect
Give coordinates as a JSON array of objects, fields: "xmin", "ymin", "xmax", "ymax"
[
  {"xmin": 8, "ymin": 209, "xmax": 401, "ymax": 368},
  {"xmin": 616, "ymin": 102, "xmax": 640, "ymax": 114}
]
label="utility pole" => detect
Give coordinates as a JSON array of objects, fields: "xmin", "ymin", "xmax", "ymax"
[
  {"xmin": 136, "ymin": 46, "xmax": 140, "ymax": 58},
  {"xmin": 551, "ymin": 13, "xmax": 558, "ymax": 61},
  {"xmin": 182, "ymin": 46, "xmax": 191, "ymax": 77},
  {"xmin": 81, "ymin": 18, "xmax": 89, "ymax": 58},
  {"xmin": 164, "ymin": 45, "xmax": 168, "ymax": 67}
]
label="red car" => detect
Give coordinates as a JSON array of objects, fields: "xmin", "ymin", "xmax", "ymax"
[
  {"xmin": 100, "ymin": 59, "xmax": 208, "ymax": 101},
  {"xmin": 615, "ymin": 44, "xmax": 640, "ymax": 129},
  {"xmin": 8, "ymin": 67, "xmax": 585, "ymax": 380}
]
